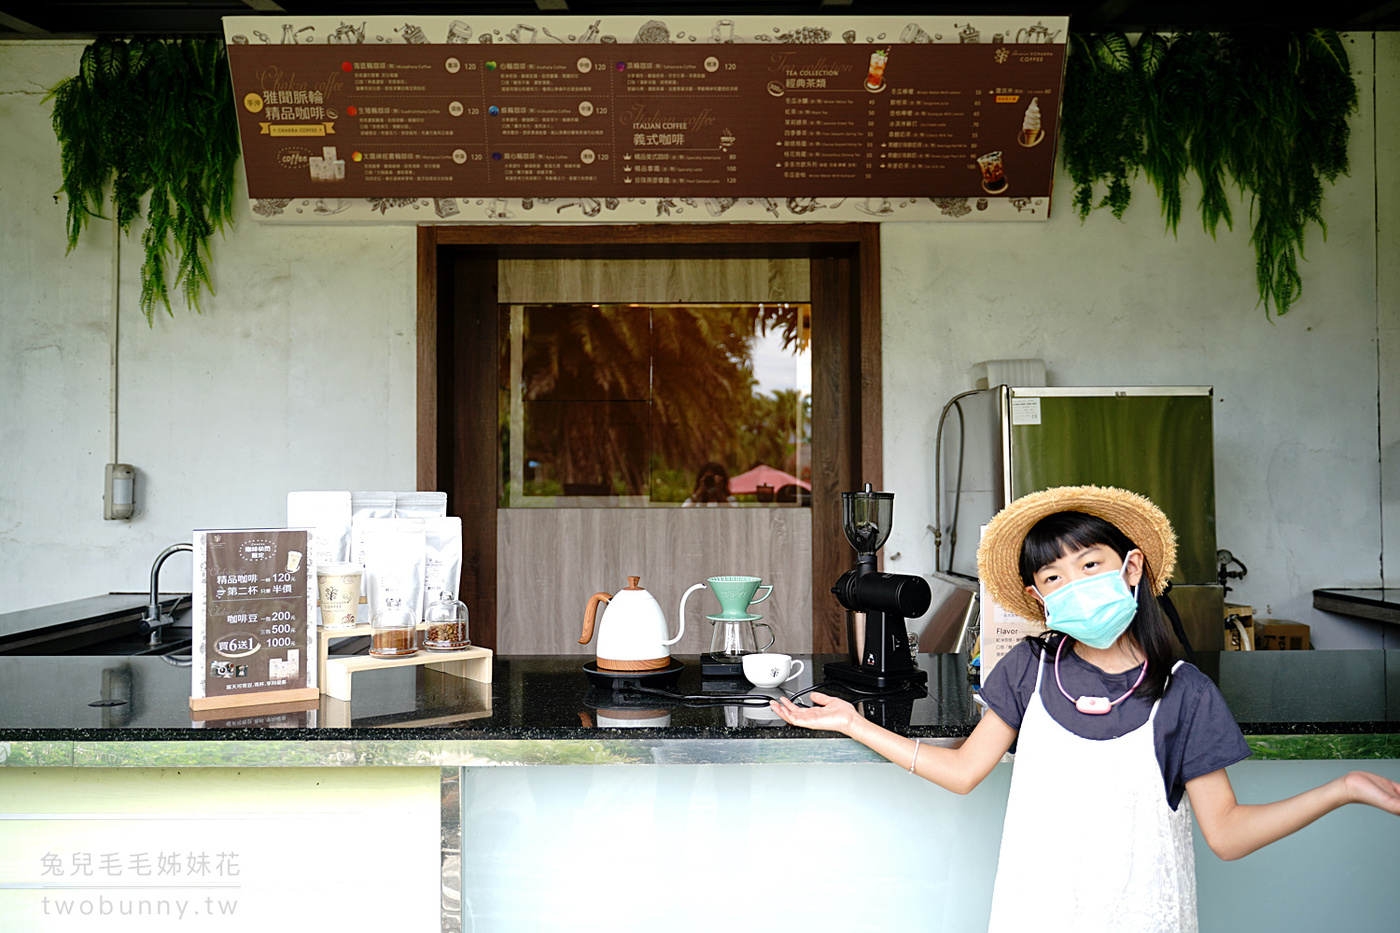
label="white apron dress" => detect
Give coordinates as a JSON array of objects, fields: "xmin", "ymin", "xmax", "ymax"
[{"xmin": 987, "ymin": 657, "xmax": 1197, "ymax": 933}]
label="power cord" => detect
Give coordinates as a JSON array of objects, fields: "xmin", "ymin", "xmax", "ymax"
[
  {"xmin": 788, "ymin": 680, "xmax": 929, "ymax": 706},
  {"xmin": 622, "ymin": 684, "xmax": 774, "ymax": 707}
]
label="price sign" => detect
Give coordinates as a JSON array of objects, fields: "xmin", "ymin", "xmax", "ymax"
[
  {"xmin": 977, "ymin": 523, "xmax": 1045, "ymax": 687},
  {"xmin": 191, "ymin": 529, "xmax": 319, "ymax": 710}
]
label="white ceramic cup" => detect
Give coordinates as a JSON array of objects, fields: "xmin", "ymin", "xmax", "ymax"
[{"xmin": 742, "ymin": 652, "xmax": 804, "ymax": 688}]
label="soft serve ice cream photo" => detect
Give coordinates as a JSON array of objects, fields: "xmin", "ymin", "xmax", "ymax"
[{"xmin": 1020, "ymin": 97, "xmax": 1043, "ymax": 147}]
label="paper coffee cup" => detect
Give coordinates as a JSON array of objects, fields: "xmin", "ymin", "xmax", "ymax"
[{"xmin": 317, "ymin": 562, "xmax": 363, "ymax": 628}]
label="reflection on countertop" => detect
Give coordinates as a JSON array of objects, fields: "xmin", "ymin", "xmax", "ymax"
[
  {"xmin": 0, "ymin": 647, "xmax": 1394, "ymax": 734},
  {"xmin": 0, "ymin": 652, "xmax": 1397, "ymax": 767},
  {"xmin": 0, "ymin": 653, "xmax": 974, "ymax": 735}
]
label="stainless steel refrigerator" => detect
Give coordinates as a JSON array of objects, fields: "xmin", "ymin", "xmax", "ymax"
[{"xmin": 934, "ymin": 385, "xmax": 1221, "ymax": 651}]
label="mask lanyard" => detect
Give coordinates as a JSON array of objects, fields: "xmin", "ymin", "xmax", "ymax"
[{"xmin": 1054, "ymin": 635, "xmax": 1146, "ymax": 715}]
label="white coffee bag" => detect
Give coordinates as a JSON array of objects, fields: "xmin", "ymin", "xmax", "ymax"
[
  {"xmin": 287, "ymin": 491, "xmax": 352, "ymax": 574},
  {"xmin": 423, "ymin": 516, "xmax": 463, "ymax": 600},
  {"xmin": 359, "ymin": 518, "xmax": 427, "ymax": 622}
]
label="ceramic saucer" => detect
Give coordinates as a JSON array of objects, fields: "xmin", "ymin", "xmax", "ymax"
[{"xmin": 706, "ymin": 612, "xmax": 763, "ymax": 623}]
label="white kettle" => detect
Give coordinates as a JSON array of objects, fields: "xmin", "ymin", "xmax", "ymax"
[{"xmin": 579, "ymin": 576, "xmax": 684, "ymax": 671}]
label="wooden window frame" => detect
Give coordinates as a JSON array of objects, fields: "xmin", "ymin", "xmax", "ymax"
[{"xmin": 416, "ymin": 224, "xmax": 881, "ymax": 653}]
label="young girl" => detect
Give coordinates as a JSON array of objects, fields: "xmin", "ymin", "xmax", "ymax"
[{"xmin": 772, "ymin": 485, "xmax": 1400, "ymax": 932}]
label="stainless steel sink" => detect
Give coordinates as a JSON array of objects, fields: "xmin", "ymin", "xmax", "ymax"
[{"xmin": 0, "ymin": 593, "xmax": 190, "ymax": 655}]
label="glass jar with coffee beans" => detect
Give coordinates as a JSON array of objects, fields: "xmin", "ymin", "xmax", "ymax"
[{"xmin": 424, "ymin": 591, "xmax": 470, "ymax": 651}]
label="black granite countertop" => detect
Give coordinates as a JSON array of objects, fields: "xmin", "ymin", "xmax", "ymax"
[{"xmin": 0, "ymin": 651, "xmax": 1397, "ymax": 748}]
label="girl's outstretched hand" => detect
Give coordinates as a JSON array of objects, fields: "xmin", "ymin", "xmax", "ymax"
[
  {"xmin": 1343, "ymin": 771, "xmax": 1400, "ymax": 814},
  {"xmin": 770, "ymin": 692, "xmax": 859, "ymax": 734}
]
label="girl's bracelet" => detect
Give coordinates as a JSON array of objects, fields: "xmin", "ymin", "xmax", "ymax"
[{"xmin": 909, "ymin": 738, "xmax": 922, "ymax": 774}]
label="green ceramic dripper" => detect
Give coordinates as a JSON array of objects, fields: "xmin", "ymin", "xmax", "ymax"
[{"xmin": 707, "ymin": 575, "xmax": 773, "ymax": 618}]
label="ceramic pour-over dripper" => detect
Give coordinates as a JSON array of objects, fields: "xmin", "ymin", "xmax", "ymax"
[{"xmin": 707, "ymin": 575, "xmax": 773, "ymax": 619}]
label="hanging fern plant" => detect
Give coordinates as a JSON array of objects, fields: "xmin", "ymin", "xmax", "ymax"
[
  {"xmin": 46, "ymin": 37, "xmax": 240, "ymax": 321},
  {"xmin": 1061, "ymin": 32, "xmax": 1144, "ymax": 221},
  {"xmin": 1061, "ymin": 28, "xmax": 1358, "ymax": 317}
]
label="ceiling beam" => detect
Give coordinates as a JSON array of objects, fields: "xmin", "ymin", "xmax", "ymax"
[
  {"xmin": 0, "ymin": 10, "xmax": 50, "ymax": 34},
  {"xmin": 1074, "ymin": 0, "xmax": 1138, "ymax": 30},
  {"xmin": 1349, "ymin": 0, "xmax": 1400, "ymax": 26}
]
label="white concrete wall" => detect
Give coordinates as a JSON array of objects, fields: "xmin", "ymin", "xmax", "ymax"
[
  {"xmin": 0, "ymin": 41, "xmax": 417, "ymax": 611},
  {"xmin": 2, "ymin": 36, "xmax": 1395, "ymax": 650},
  {"xmin": 887, "ymin": 33, "xmax": 1396, "ymax": 648},
  {"xmin": 1378, "ymin": 33, "xmax": 1400, "ymax": 627}
]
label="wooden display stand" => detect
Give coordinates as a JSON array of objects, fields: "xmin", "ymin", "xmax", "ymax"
[
  {"xmin": 190, "ymin": 687, "xmax": 320, "ymax": 712},
  {"xmin": 319, "ymin": 624, "xmax": 492, "ymax": 701}
]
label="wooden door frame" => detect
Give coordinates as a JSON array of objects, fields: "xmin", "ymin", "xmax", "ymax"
[{"xmin": 416, "ymin": 224, "xmax": 881, "ymax": 653}]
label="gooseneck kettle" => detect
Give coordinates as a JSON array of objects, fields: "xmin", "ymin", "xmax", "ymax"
[{"xmin": 579, "ymin": 576, "xmax": 685, "ymax": 671}]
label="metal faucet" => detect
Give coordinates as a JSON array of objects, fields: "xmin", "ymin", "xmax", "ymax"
[{"xmin": 142, "ymin": 543, "xmax": 192, "ymax": 646}]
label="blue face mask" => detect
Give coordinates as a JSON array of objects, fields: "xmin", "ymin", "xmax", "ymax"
[{"xmin": 1036, "ymin": 553, "xmax": 1140, "ymax": 650}]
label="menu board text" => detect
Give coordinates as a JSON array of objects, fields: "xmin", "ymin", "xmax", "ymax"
[{"xmin": 228, "ymin": 41, "xmax": 1064, "ymax": 201}]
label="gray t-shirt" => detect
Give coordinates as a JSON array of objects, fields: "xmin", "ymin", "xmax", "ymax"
[{"xmin": 981, "ymin": 638, "xmax": 1251, "ymax": 809}]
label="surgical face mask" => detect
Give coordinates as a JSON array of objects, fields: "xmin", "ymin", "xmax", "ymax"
[{"xmin": 1036, "ymin": 553, "xmax": 1140, "ymax": 650}]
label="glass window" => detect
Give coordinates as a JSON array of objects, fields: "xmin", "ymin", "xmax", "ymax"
[{"xmin": 499, "ymin": 303, "xmax": 811, "ymax": 507}]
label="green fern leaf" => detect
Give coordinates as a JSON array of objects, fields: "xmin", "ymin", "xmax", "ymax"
[{"xmin": 49, "ymin": 37, "xmax": 239, "ymax": 322}]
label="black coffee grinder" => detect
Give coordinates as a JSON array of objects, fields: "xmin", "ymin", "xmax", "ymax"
[{"xmin": 824, "ymin": 484, "xmax": 931, "ymax": 690}]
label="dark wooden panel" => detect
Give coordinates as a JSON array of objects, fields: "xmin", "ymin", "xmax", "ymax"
[
  {"xmin": 445, "ymin": 247, "xmax": 500, "ymax": 652},
  {"xmin": 416, "ymin": 226, "xmax": 439, "ymax": 493},
  {"xmin": 810, "ymin": 247, "xmax": 856, "ymax": 654},
  {"xmin": 858, "ymin": 224, "xmax": 883, "ymax": 492}
]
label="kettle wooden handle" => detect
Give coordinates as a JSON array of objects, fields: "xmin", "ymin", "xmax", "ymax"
[{"xmin": 580, "ymin": 592, "xmax": 612, "ymax": 644}]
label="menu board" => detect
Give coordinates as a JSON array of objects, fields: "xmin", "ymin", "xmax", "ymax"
[
  {"xmin": 223, "ymin": 15, "xmax": 1068, "ymax": 223},
  {"xmin": 192, "ymin": 528, "xmax": 319, "ymax": 707}
]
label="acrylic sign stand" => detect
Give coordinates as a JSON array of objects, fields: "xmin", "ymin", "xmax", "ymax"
[{"xmin": 190, "ymin": 529, "xmax": 321, "ymax": 711}]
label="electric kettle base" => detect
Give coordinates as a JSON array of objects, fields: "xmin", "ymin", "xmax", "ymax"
[
  {"xmin": 583, "ymin": 659, "xmax": 684, "ymax": 691},
  {"xmin": 824, "ymin": 660, "xmax": 928, "ymax": 691}
]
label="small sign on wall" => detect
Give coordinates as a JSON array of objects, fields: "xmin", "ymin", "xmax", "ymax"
[{"xmin": 191, "ymin": 529, "xmax": 319, "ymax": 710}]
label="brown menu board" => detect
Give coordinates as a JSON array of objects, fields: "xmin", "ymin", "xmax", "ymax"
[
  {"xmin": 192, "ymin": 528, "xmax": 317, "ymax": 705},
  {"xmin": 227, "ymin": 40, "xmax": 1062, "ymax": 202}
]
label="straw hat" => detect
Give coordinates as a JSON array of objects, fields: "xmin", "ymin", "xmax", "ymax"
[{"xmin": 975, "ymin": 485, "xmax": 1177, "ymax": 622}]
